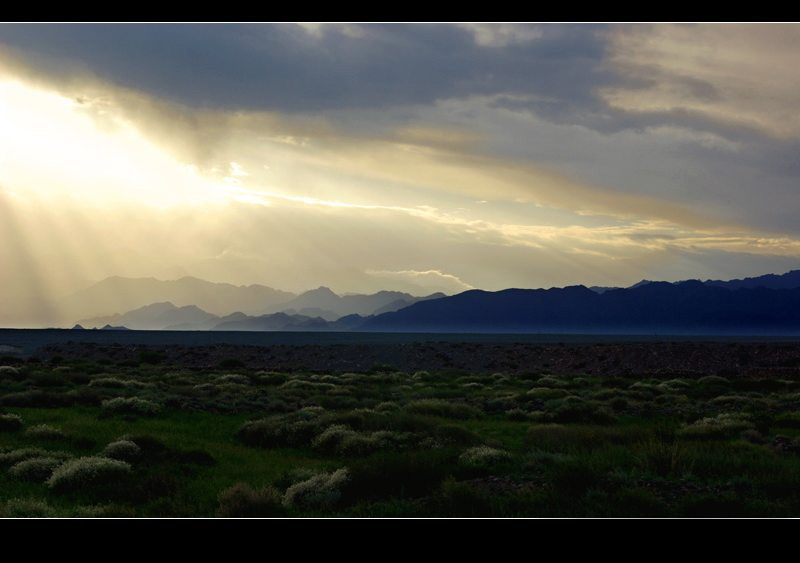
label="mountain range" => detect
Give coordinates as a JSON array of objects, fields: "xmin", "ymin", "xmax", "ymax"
[
  {"xmin": 65, "ymin": 276, "xmax": 293, "ymax": 318},
  {"xmin": 72, "ymin": 268, "xmax": 800, "ymax": 334},
  {"xmin": 74, "ymin": 282, "xmax": 444, "ymax": 331},
  {"xmin": 363, "ymin": 281, "xmax": 800, "ymax": 333}
]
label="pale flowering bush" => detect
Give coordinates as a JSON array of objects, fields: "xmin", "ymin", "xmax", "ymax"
[
  {"xmin": 312, "ymin": 425, "xmax": 357, "ymax": 454},
  {"xmin": 89, "ymin": 377, "xmax": 152, "ymax": 389},
  {"xmin": 407, "ymin": 399, "xmax": 482, "ymax": 419},
  {"xmin": 297, "ymin": 406, "xmax": 326, "ymax": 419},
  {"xmin": 88, "ymin": 377, "xmax": 129, "ymax": 388},
  {"xmin": 1, "ymin": 497, "xmax": 56, "ymax": 517},
  {"xmin": 536, "ymin": 376, "xmax": 571, "ymax": 388},
  {"xmin": 0, "ymin": 447, "xmax": 72, "ymax": 466},
  {"xmin": 311, "ymin": 425, "xmax": 404, "ymax": 456},
  {"xmin": 0, "ymin": 413, "xmax": 23, "ymax": 432},
  {"xmin": 697, "ymin": 375, "xmax": 730, "ymax": 386},
  {"xmin": 216, "ymin": 374, "xmax": 250, "ymax": 385},
  {"xmin": 526, "ymin": 387, "xmax": 570, "ymax": 400},
  {"xmin": 25, "ymin": 424, "xmax": 67, "ymax": 441},
  {"xmin": 337, "ymin": 433, "xmax": 382, "ymax": 457},
  {"xmin": 375, "ymin": 401, "xmax": 400, "ymax": 412},
  {"xmin": 46, "ymin": 456, "xmax": 131, "ymax": 493},
  {"xmin": 459, "ymin": 446, "xmax": 512, "ymax": 467},
  {"xmin": 679, "ymin": 413, "xmax": 754, "ymax": 440},
  {"xmin": 0, "ymin": 365, "xmax": 20, "ymax": 378},
  {"xmin": 101, "ymin": 397, "xmax": 162, "ymax": 416},
  {"xmin": 8, "ymin": 456, "xmax": 64, "ymax": 482},
  {"xmin": 216, "ymin": 483, "xmax": 284, "ymax": 517},
  {"xmin": 101, "ymin": 440, "xmax": 141, "ymax": 462},
  {"xmin": 285, "ymin": 380, "xmax": 336, "ymax": 392},
  {"xmin": 238, "ymin": 416, "xmax": 319, "ymax": 448},
  {"xmin": 192, "ymin": 383, "xmax": 219, "ymax": 395},
  {"xmin": 71, "ymin": 504, "xmax": 137, "ymax": 518},
  {"xmin": 282, "ymin": 468, "xmax": 349, "ymax": 510}
]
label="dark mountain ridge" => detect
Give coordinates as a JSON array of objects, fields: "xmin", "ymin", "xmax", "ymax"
[{"xmin": 363, "ymin": 280, "xmax": 800, "ymax": 334}]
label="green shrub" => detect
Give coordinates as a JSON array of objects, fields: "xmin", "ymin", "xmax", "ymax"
[
  {"xmin": 0, "ymin": 447, "xmax": 72, "ymax": 466},
  {"xmin": 634, "ymin": 437, "xmax": 695, "ymax": 477},
  {"xmin": 46, "ymin": 456, "xmax": 131, "ymax": 494},
  {"xmin": 435, "ymin": 477, "xmax": 493, "ymax": 517},
  {"xmin": 506, "ymin": 408, "xmax": 531, "ymax": 421},
  {"xmin": 535, "ymin": 376, "xmax": 570, "ymax": 388},
  {"xmin": 337, "ymin": 433, "xmax": 382, "ymax": 457},
  {"xmin": 526, "ymin": 424, "xmax": 645, "ymax": 451},
  {"xmin": 28, "ymin": 372, "xmax": 68, "ymax": 388},
  {"xmin": 774, "ymin": 412, "xmax": 800, "ymax": 429},
  {"xmin": 585, "ymin": 487, "xmax": 671, "ymax": 517},
  {"xmin": 434, "ymin": 424, "xmax": 483, "ymax": 447},
  {"xmin": 217, "ymin": 374, "xmax": 250, "ymax": 385},
  {"xmin": 88, "ymin": 377, "xmax": 130, "ymax": 388},
  {"xmin": 8, "ymin": 456, "xmax": 64, "ymax": 482},
  {"xmin": 238, "ymin": 416, "xmax": 319, "ymax": 448},
  {"xmin": 343, "ymin": 449, "xmax": 459, "ymax": 501},
  {"xmin": 217, "ymin": 483, "xmax": 285, "ymax": 517},
  {"xmin": 0, "ymin": 413, "xmax": 23, "ymax": 431},
  {"xmin": 548, "ymin": 459, "xmax": 603, "ymax": 496},
  {"xmin": 679, "ymin": 413, "xmax": 754, "ymax": 440},
  {"xmin": 544, "ymin": 397, "xmax": 617, "ymax": 424},
  {"xmin": 407, "ymin": 399, "xmax": 481, "ymax": 419},
  {"xmin": 0, "ymin": 390, "xmax": 70, "ymax": 407},
  {"xmin": 72, "ymin": 504, "xmax": 138, "ymax": 518},
  {"xmin": 24, "ymin": 424, "xmax": 67, "ymax": 441},
  {"xmin": 1, "ymin": 498, "xmax": 56, "ymax": 517},
  {"xmin": 0, "ymin": 365, "xmax": 20, "ymax": 379},
  {"xmin": 526, "ymin": 387, "xmax": 569, "ymax": 400}
]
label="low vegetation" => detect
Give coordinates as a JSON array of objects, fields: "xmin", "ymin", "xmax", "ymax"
[{"xmin": 3, "ymin": 353, "xmax": 800, "ymax": 517}]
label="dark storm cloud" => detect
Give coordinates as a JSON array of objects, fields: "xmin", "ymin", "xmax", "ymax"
[
  {"xmin": 0, "ymin": 22, "xmax": 774, "ymax": 148},
  {"xmin": 0, "ymin": 23, "xmax": 614, "ymax": 112},
  {"xmin": 3, "ymin": 22, "xmax": 795, "ymax": 155}
]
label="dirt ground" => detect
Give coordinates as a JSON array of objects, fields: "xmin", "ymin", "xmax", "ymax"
[{"xmin": 35, "ymin": 340, "xmax": 800, "ymax": 378}]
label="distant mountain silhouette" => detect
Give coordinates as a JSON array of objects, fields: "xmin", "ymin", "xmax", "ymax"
[
  {"xmin": 280, "ymin": 307, "xmax": 341, "ymax": 321},
  {"xmin": 263, "ymin": 287, "xmax": 445, "ymax": 317},
  {"xmin": 66, "ymin": 268, "xmax": 800, "ymax": 334},
  {"xmin": 587, "ymin": 286, "xmax": 618, "ymax": 294},
  {"xmin": 65, "ymin": 276, "xmax": 295, "ymax": 319},
  {"xmin": 362, "ymin": 280, "xmax": 800, "ymax": 334},
  {"xmin": 213, "ymin": 312, "xmax": 330, "ymax": 331},
  {"xmin": 704, "ymin": 269, "xmax": 800, "ymax": 290},
  {"xmin": 79, "ymin": 302, "xmax": 217, "ymax": 330}
]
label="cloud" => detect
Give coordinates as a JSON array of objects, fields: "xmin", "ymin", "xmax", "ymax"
[
  {"xmin": 603, "ymin": 24, "xmax": 800, "ymax": 139},
  {"xmin": 365, "ymin": 269, "xmax": 475, "ymax": 294},
  {"xmin": 454, "ymin": 23, "xmax": 544, "ymax": 47},
  {"xmin": 0, "ymin": 23, "xmax": 610, "ymax": 113}
]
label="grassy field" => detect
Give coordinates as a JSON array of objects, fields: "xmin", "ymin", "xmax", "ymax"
[{"xmin": 3, "ymin": 352, "xmax": 800, "ymax": 517}]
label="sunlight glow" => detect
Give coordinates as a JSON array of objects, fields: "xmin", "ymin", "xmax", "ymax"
[{"xmin": 0, "ymin": 78, "xmax": 226, "ymax": 208}]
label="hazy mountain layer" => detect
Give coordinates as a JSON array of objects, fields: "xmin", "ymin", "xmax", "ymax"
[
  {"xmin": 66, "ymin": 276, "xmax": 295, "ymax": 319},
  {"xmin": 263, "ymin": 287, "xmax": 445, "ymax": 317}
]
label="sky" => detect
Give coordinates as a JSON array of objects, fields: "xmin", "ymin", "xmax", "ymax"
[{"xmin": 2, "ymin": 22, "xmax": 800, "ymax": 324}]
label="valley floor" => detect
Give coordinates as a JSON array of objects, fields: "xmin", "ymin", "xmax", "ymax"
[{"xmin": 2, "ymin": 341, "xmax": 800, "ymax": 517}]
